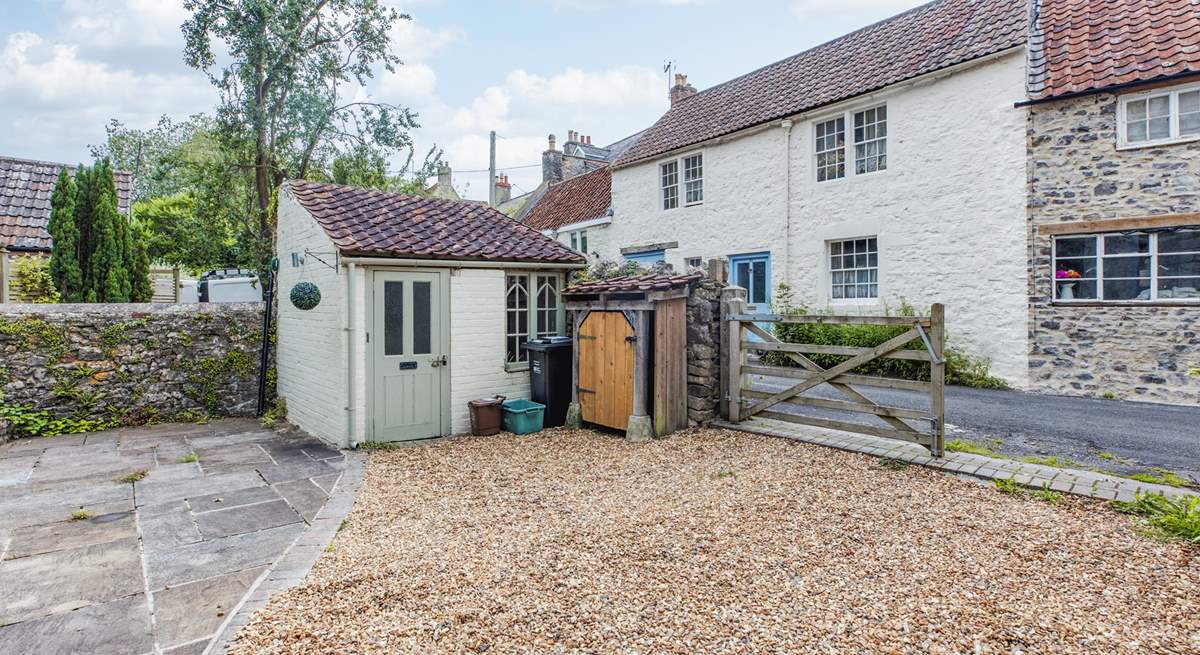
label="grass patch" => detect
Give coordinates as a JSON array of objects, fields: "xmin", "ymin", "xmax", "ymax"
[
  {"xmin": 993, "ymin": 478, "xmax": 1024, "ymax": 496},
  {"xmin": 876, "ymin": 457, "xmax": 909, "ymax": 470},
  {"xmin": 946, "ymin": 438, "xmax": 1003, "ymax": 458},
  {"xmin": 1127, "ymin": 468, "xmax": 1192, "ymax": 489},
  {"xmin": 711, "ymin": 469, "xmax": 736, "ymax": 480},
  {"xmin": 117, "ymin": 469, "xmax": 149, "ymax": 484},
  {"xmin": 178, "ymin": 452, "xmax": 200, "ymax": 463},
  {"xmin": 1021, "ymin": 455, "xmax": 1080, "ymax": 468},
  {"xmin": 69, "ymin": 509, "xmax": 93, "ymax": 521},
  {"xmin": 1032, "ymin": 483, "xmax": 1062, "ymax": 504},
  {"xmin": 357, "ymin": 441, "xmax": 402, "ymax": 451},
  {"xmin": 1113, "ymin": 492, "xmax": 1200, "ymax": 543},
  {"xmin": 1097, "ymin": 451, "xmax": 1133, "ymax": 466}
]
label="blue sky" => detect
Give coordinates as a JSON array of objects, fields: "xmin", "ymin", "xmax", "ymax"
[{"xmin": 1, "ymin": 0, "xmax": 925, "ymax": 200}]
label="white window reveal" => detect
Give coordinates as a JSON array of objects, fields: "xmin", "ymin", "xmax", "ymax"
[
  {"xmin": 683, "ymin": 154, "xmax": 703, "ymax": 205},
  {"xmin": 505, "ymin": 273, "xmax": 564, "ymax": 366},
  {"xmin": 569, "ymin": 229, "xmax": 588, "ymax": 254},
  {"xmin": 661, "ymin": 153, "xmax": 703, "ymax": 209},
  {"xmin": 853, "ymin": 105, "xmax": 887, "ymax": 174},
  {"xmin": 661, "ymin": 161, "xmax": 679, "ymax": 210},
  {"xmin": 1119, "ymin": 82, "xmax": 1200, "ymax": 148},
  {"xmin": 815, "ymin": 117, "xmax": 845, "ymax": 182},
  {"xmin": 829, "ymin": 237, "xmax": 879, "ymax": 300},
  {"xmin": 1052, "ymin": 228, "xmax": 1200, "ymax": 302}
]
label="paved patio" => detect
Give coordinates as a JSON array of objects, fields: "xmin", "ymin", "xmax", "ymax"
[{"xmin": 0, "ymin": 419, "xmax": 361, "ymax": 655}]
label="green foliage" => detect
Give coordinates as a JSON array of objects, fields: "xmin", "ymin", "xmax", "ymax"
[
  {"xmin": 47, "ymin": 160, "xmax": 151, "ymax": 303},
  {"xmin": 0, "ymin": 317, "xmax": 67, "ymax": 361},
  {"xmin": 99, "ymin": 318, "xmax": 149, "ymax": 351},
  {"xmin": 179, "ymin": 452, "xmax": 200, "ymax": 463},
  {"xmin": 1113, "ymin": 492, "xmax": 1200, "ymax": 543},
  {"xmin": 945, "ymin": 438, "xmax": 1003, "ymax": 458},
  {"xmin": 182, "ymin": 350, "xmax": 257, "ymax": 413},
  {"xmin": 1097, "ymin": 451, "xmax": 1133, "ymax": 465},
  {"xmin": 993, "ymin": 478, "xmax": 1024, "ymax": 496},
  {"xmin": 117, "ymin": 469, "xmax": 149, "ymax": 484},
  {"xmin": 90, "ymin": 115, "xmax": 207, "ymax": 202},
  {"xmin": 357, "ymin": 441, "xmax": 403, "ymax": 451},
  {"xmin": 0, "ymin": 404, "xmax": 116, "ymax": 439},
  {"xmin": 570, "ymin": 259, "xmax": 647, "ymax": 284},
  {"xmin": 765, "ymin": 284, "xmax": 1009, "ymax": 389},
  {"xmin": 261, "ymin": 397, "xmax": 285, "ymax": 429},
  {"xmin": 1032, "ymin": 483, "xmax": 1062, "ymax": 504},
  {"xmin": 47, "ymin": 167, "xmax": 82, "ymax": 299},
  {"xmin": 11, "ymin": 257, "xmax": 60, "ymax": 303},
  {"xmin": 876, "ymin": 457, "xmax": 910, "ymax": 470},
  {"xmin": 1021, "ymin": 455, "xmax": 1080, "ymax": 468},
  {"xmin": 69, "ymin": 510, "xmax": 94, "ymax": 521},
  {"xmin": 1128, "ymin": 469, "xmax": 1192, "ymax": 489}
]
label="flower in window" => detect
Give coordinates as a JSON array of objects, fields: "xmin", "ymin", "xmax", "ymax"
[{"xmin": 1055, "ymin": 269, "xmax": 1082, "ymax": 280}]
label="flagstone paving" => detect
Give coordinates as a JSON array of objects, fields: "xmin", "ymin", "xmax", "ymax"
[{"xmin": 0, "ymin": 419, "xmax": 362, "ymax": 655}]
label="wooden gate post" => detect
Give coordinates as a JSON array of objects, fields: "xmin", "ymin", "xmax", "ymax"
[
  {"xmin": 719, "ymin": 285, "xmax": 748, "ymax": 421},
  {"xmin": 0, "ymin": 249, "xmax": 10, "ymax": 304},
  {"xmin": 626, "ymin": 309, "xmax": 654, "ymax": 442},
  {"xmin": 565, "ymin": 310, "xmax": 584, "ymax": 428},
  {"xmin": 929, "ymin": 303, "xmax": 946, "ymax": 457}
]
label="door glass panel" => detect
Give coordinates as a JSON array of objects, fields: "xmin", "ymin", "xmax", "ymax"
[
  {"xmin": 751, "ymin": 261, "xmax": 767, "ymax": 304},
  {"xmin": 412, "ymin": 281, "xmax": 431, "ymax": 355},
  {"xmin": 383, "ymin": 281, "xmax": 404, "ymax": 356},
  {"xmin": 736, "ymin": 262, "xmax": 750, "ymax": 290}
]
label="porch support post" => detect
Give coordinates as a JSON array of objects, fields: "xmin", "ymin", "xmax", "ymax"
[
  {"xmin": 626, "ymin": 308, "xmax": 653, "ymax": 442},
  {"xmin": 566, "ymin": 310, "xmax": 583, "ymax": 428}
]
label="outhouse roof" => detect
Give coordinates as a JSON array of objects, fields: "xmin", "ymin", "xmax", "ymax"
[
  {"xmin": 564, "ymin": 272, "xmax": 702, "ymax": 296},
  {"xmin": 286, "ymin": 180, "xmax": 586, "ymax": 264}
]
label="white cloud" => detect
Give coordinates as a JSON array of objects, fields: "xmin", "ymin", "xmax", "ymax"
[
  {"xmin": 504, "ymin": 67, "xmax": 663, "ymax": 107},
  {"xmin": 387, "ymin": 18, "xmax": 463, "ymax": 64},
  {"xmin": 789, "ymin": 0, "xmax": 925, "ymax": 22},
  {"xmin": 378, "ymin": 63, "xmax": 438, "ymax": 99},
  {"xmin": 59, "ymin": 0, "xmax": 189, "ymax": 49}
]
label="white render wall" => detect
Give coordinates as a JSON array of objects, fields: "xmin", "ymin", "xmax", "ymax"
[
  {"xmin": 608, "ymin": 50, "xmax": 1030, "ymax": 385},
  {"xmin": 447, "ymin": 268, "xmax": 531, "ymax": 433},
  {"xmin": 275, "ymin": 190, "xmax": 348, "ymax": 446}
]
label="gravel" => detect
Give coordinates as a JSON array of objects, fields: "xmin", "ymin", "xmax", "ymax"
[{"xmin": 230, "ymin": 428, "xmax": 1199, "ymax": 654}]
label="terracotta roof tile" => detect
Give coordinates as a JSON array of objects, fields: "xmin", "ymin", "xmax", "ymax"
[
  {"xmin": 564, "ymin": 272, "xmax": 702, "ymax": 295},
  {"xmin": 1030, "ymin": 0, "xmax": 1200, "ymax": 99},
  {"xmin": 521, "ymin": 167, "xmax": 612, "ymax": 232},
  {"xmin": 286, "ymin": 180, "xmax": 586, "ymax": 265},
  {"xmin": 615, "ymin": 0, "xmax": 1026, "ymax": 167},
  {"xmin": 0, "ymin": 156, "xmax": 133, "ymax": 251}
]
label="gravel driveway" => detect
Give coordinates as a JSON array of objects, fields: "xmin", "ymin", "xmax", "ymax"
[{"xmin": 231, "ymin": 428, "xmax": 1199, "ymax": 654}]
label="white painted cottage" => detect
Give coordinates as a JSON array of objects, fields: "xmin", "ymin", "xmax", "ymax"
[
  {"xmin": 597, "ymin": 0, "xmax": 1031, "ymax": 385},
  {"xmin": 275, "ymin": 180, "xmax": 585, "ymax": 447}
]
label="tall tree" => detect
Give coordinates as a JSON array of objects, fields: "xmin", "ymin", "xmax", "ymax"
[
  {"xmin": 47, "ymin": 168, "xmax": 82, "ymax": 301},
  {"xmin": 89, "ymin": 115, "xmax": 208, "ymax": 202},
  {"xmin": 182, "ymin": 0, "xmax": 419, "ymax": 271}
]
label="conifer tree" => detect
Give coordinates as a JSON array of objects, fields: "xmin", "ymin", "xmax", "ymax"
[
  {"xmin": 47, "ymin": 168, "xmax": 82, "ymax": 301},
  {"xmin": 130, "ymin": 223, "xmax": 154, "ymax": 303}
]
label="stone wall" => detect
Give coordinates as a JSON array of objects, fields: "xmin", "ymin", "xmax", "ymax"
[
  {"xmin": 1027, "ymin": 89, "xmax": 1200, "ymax": 404},
  {"xmin": 0, "ymin": 303, "xmax": 270, "ymax": 439},
  {"xmin": 685, "ymin": 274, "xmax": 724, "ymax": 425}
]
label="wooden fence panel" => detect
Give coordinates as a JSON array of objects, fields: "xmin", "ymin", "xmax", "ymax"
[{"xmin": 653, "ymin": 297, "xmax": 688, "ymax": 435}]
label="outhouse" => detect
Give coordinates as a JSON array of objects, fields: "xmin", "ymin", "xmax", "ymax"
[{"xmin": 563, "ymin": 273, "xmax": 699, "ymax": 441}]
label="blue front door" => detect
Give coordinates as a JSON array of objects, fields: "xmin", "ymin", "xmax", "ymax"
[
  {"xmin": 625, "ymin": 250, "xmax": 665, "ymax": 266},
  {"xmin": 729, "ymin": 253, "xmax": 771, "ymax": 311}
]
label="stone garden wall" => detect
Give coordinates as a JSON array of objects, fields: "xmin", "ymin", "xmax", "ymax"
[
  {"xmin": 1027, "ymin": 91, "xmax": 1200, "ymax": 404},
  {"xmin": 684, "ymin": 264, "xmax": 726, "ymax": 426},
  {"xmin": 0, "ymin": 302, "xmax": 271, "ymax": 442}
]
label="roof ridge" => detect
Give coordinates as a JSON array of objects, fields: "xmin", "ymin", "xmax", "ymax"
[{"xmin": 0, "ymin": 154, "xmax": 134, "ymax": 178}]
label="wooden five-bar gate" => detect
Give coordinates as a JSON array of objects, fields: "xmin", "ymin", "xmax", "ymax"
[{"xmin": 723, "ymin": 296, "xmax": 946, "ymax": 456}]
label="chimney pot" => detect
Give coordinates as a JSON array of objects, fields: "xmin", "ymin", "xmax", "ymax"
[{"xmin": 670, "ymin": 72, "xmax": 698, "ymax": 107}]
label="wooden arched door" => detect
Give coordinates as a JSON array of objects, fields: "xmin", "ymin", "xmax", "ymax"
[{"xmin": 577, "ymin": 311, "xmax": 635, "ymax": 430}]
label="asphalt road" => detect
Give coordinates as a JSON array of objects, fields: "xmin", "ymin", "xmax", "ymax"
[{"xmin": 749, "ymin": 376, "xmax": 1200, "ymax": 483}]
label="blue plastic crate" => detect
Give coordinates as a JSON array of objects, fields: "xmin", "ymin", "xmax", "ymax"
[{"xmin": 502, "ymin": 399, "xmax": 545, "ymax": 435}]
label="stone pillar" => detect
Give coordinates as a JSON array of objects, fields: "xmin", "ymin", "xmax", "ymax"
[
  {"xmin": 719, "ymin": 285, "xmax": 748, "ymax": 421},
  {"xmin": 626, "ymin": 309, "xmax": 653, "ymax": 442}
]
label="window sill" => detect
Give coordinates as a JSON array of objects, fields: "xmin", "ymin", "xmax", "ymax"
[
  {"xmin": 1051, "ymin": 300, "xmax": 1200, "ymax": 307},
  {"xmin": 1116, "ymin": 134, "xmax": 1200, "ymax": 151}
]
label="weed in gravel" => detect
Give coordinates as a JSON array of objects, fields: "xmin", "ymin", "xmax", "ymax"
[
  {"xmin": 69, "ymin": 509, "xmax": 93, "ymax": 521},
  {"xmin": 324, "ymin": 543, "xmax": 334, "ymax": 553},
  {"xmin": 993, "ymin": 478, "xmax": 1024, "ymax": 496},
  {"xmin": 1097, "ymin": 451, "xmax": 1133, "ymax": 466},
  {"xmin": 358, "ymin": 441, "xmax": 402, "ymax": 451},
  {"xmin": 1032, "ymin": 483, "xmax": 1062, "ymax": 504},
  {"xmin": 711, "ymin": 469, "xmax": 736, "ymax": 480},
  {"xmin": 338, "ymin": 519, "xmax": 349, "ymax": 532},
  {"xmin": 117, "ymin": 469, "xmax": 149, "ymax": 484},
  {"xmin": 877, "ymin": 457, "xmax": 909, "ymax": 470},
  {"xmin": 178, "ymin": 452, "xmax": 200, "ymax": 463},
  {"xmin": 1113, "ymin": 492, "xmax": 1200, "ymax": 543},
  {"xmin": 1127, "ymin": 469, "xmax": 1192, "ymax": 489},
  {"xmin": 946, "ymin": 438, "xmax": 1003, "ymax": 458}
]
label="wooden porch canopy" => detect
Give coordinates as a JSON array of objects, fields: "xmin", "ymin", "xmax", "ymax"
[{"xmin": 563, "ymin": 273, "xmax": 701, "ymax": 440}]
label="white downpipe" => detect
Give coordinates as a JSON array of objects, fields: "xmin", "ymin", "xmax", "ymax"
[
  {"xmin": 780, "ymin": 119, "xmax": 794, "ymax": 288},
  {"xmin": 345, "ymin": 261, "xmax": 358, "ymax": 448}
]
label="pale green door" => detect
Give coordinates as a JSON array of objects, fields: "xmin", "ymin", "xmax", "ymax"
[{"xmin": 371, "ymin": 270, "xmax": 449, "ymax": 441}]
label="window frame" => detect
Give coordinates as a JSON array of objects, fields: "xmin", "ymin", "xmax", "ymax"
[
  {"xmin": 568, "ymin": 228, "xmax": 588, "ymax": 254},
  {"xmin": 1050, "ymin": 229, "xmax": 1200, "ymax": 305},
  {"xmin": 1116, "ymin": 81, "xmax": 1200, "ymax": 150},
  {"xmin": 814, "ymin": 103, "xmax": 888, "ymax": 183},
  {"xmin": 659, "ymin": 151, "xmax": 703, "ymax": 210},
  {"xmin": 504, "ymin": 271, "xmax": 566, "ymax": 371},
  {"xmin": 827, "ymin": 236, "xmax": 880, "ymax": 303}
]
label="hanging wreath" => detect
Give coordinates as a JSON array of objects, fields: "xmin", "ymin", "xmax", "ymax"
[{"xmin": 290, "ymin": 281, "xmax": 321, "ymax": 310}]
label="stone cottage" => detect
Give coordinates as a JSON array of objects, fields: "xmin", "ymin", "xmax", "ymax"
[{"xmin": 1024, "ymin": 0, "xmax": 1200, "ymax": 403}]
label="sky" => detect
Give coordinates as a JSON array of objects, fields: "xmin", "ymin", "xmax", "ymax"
[{"xmin": 0, "ymin": 0, "xmax": 929, "ymax": 201}]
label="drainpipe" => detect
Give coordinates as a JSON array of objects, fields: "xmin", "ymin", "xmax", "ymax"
[
  {"xmin": 345, "ymin": 261, "xmax": 358, "ymax": 448},
  {"xmin": 781, "ymin": 119, "xmax": 794, "ymax": 290}
]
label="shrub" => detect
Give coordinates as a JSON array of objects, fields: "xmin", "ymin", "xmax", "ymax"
[
  {"xmin": 570, "ymin": 259, "xmax": 648, "ymax": 284},
  {"xmin": 763, "ymin": 285, "xmax": 1009, "ymax": 389},
  {"xmin": 1113, "ymin": 492, "xmax": 1200, "ymax": 543},
  {"xmin": 11, "ymin": 257, "xmax": 60, "ymax": 304}
]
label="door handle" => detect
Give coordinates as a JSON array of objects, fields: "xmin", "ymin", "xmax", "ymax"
[{"xmin": 430, "ymin": 354, "xmax": 448, "ymax": 367}]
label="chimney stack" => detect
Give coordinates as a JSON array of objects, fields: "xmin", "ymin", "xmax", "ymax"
[
  {"xmin": 547, "ymin": 133, "xmax": 557, "ymax": 152},
  {"xmin": 494, "ymin": 174, "xmax": 512, "ymax": 206},
  {"xmin": 436, "ymin": 163, "xmax": 452, "ymax": 192},
  {"xmin": 670, "ymin": 73, "xmax": 698, "ymax": 107},
  {"xmin": 542, "ymin": 134, "xmax": 564, "ymax": 184}
]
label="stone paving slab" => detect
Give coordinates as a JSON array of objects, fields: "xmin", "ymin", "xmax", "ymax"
[
  {"xmin": 0, "ymin": 419, "xmax": 363, "ymax": 655},
  {"xmin": 718, "ymin": 418, "xmax": 1199, "ymax": 503}
]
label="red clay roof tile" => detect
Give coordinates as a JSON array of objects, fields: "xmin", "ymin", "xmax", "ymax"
[
  {"xmin": 564, "ymin": 272, "xmax": 702, "ymax": 295},
  {"xmin": 521, "ymin": 167, "xmax": 612, "ymax": 233},
  {"xmin": 286, "ymin": 180, "xmax": 585, "ymax": 265}
]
